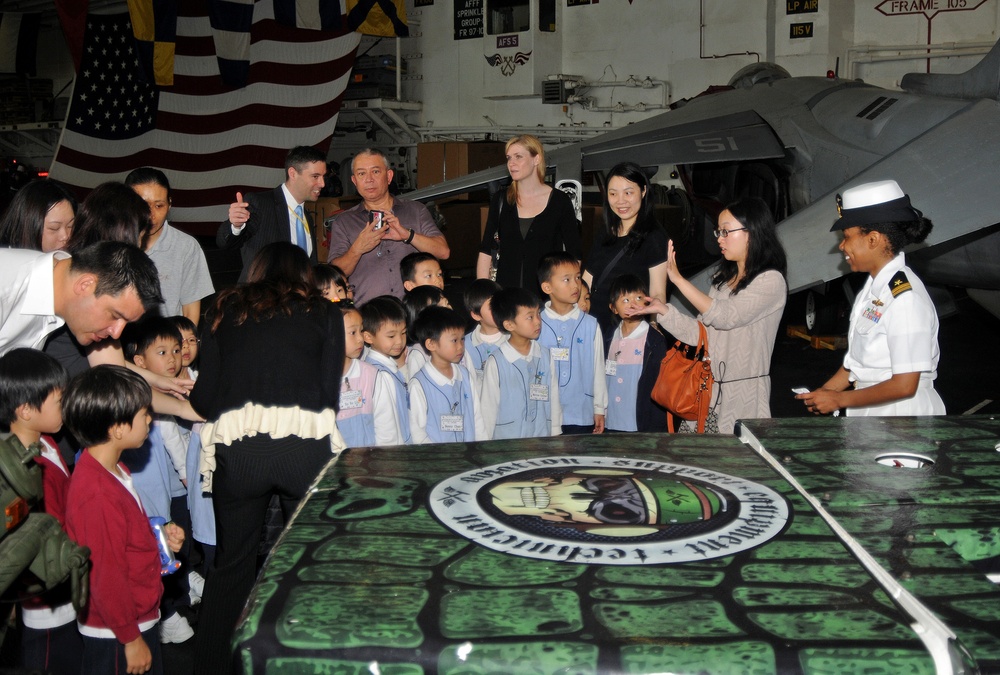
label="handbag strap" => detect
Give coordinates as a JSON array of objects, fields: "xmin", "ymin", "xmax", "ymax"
[
  {"xmin": 695, "ymin": 322, "xmax": 709, "ymax": 359},
  {"xmin": 594, "ymin": 246, "xmax": 629, "ymax": 294}
]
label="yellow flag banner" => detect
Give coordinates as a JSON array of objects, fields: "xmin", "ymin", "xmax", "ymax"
[
  {"xmin": 346, "ymin": 0, "xmax": 408, "ymax": 37},
  {"xmin": 127, "ymin": 0, "xmax": 176, "ymax": 86}
]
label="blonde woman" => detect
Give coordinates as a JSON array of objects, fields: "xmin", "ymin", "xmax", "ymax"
[{"xmin": 477, "ymin": 134, "xmax": 581, "ymax": 291}]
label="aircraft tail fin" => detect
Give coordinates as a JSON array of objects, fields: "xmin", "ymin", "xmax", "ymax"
[{"xmin": 900, "ymin": 40, "xmax": 1000, "ymax": 101}]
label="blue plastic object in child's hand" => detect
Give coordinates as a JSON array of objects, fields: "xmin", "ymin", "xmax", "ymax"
[{"xmin": 150, "ymin": 516, "xmax": 182, "ymax": 575}]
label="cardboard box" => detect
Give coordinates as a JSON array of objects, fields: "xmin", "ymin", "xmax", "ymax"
[
  {"xmin": 416, "ymin": 142, "xmax": 448, "ymax": 189},
  {"xmin": 306, "ymin": 197, "xmax": 342, "ymax": 264},
  {"xmin": 437, "ymin": 202, "xmax": 490, "ymax": 272},
  {"xmin": 417, "ymin": 141, "xmax": 506, "ymax": 200}
]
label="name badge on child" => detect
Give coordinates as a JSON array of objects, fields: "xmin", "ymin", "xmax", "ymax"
[
  {"xmin": 605, "ymin": 360, "xmax": 617, "ymax": 376},
  {"xmin": 529, "ymin": 383, "xmax": 549, "ymax": 401},
  {"xmin": 339, "ymin": 389, "xmax": 364, "ymax": 410},
  {"xmin": 440, "ymin": 415, "xmax": 464, "ymax": 432},
  {"xmin": 551, "ymin": 347, "xmax": 570, "ymax": 362}
]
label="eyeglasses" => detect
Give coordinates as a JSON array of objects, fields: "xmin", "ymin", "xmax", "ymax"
[
  {"xmin": 713, "ymin": 227, "xmax": 747, "ymax": 238},
  {"xmin": 182, "ymin": 337, "xmax": 201, "ymax": 345}
]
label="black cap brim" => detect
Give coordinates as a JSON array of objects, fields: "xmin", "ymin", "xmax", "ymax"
[{"xmin": 830, "ymin": 195, "xmax": 919, "ymax": 231}]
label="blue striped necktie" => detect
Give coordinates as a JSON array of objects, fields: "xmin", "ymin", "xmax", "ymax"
[{"xmin": 294, "ymin": 204, "xmax": 308, "ymax": 252}]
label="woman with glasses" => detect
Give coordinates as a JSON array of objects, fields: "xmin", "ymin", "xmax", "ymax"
[
  {"xmin": 583, "ymin": 162, "xmax": 668, "ymax": 342},
  {"xmin": 797, "ymin": 180, "xmax": 944, "ymax": 417},
  {"xmin": 628, "ymin": 197, "xmax": 788, "ymax": 433}
]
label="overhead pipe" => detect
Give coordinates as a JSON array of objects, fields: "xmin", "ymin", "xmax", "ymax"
[{"xmin": 846, "ymin": 42, "xmax": 994, "ymax": 80}]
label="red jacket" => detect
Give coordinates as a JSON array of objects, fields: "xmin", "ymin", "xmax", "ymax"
[
  {"xmin": 22, "ymin": 436, "xmax": 73, "ymax": 614},
  {"xmin": 34, "ymin": 435, "xmax": 70, "ymax": 525},
  {"xmin": 65, "ymin": 451, "xmax": 162, "ymax": 644}
]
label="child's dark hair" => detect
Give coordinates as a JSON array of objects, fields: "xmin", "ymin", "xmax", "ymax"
[
  {"xmin": 403, "ymin": 285, "xmax": 447, "ymax": 337},
  {"xmin": 463, "ymin": 278, "xmax": 502, "ymax": 315},
  {"xmin": 336, "ymin": 299, "xmax": 358, "ymax": 315},
  {"xmin": 0, "ymin": 349, "xmax": 69, "ymax": 428},
  {"xmin": 412, "ymin": 306, "xmax": 467, "ymax": 349},
  {"xmin": 490, "ymin": 287, "xmax": 541, "ymax": 332},
  {"xmin": 609, "ymin": 273, "xmax": 648, "ymax": 301},
  {"xmin": 166, "ymin": 315, "xmax": 197, "ymax": 336},
  {"xmin": 62, "ymin": 365, "xmax": 152, "ymax": 447},
  {"xmin": 537, "ymin": 251, "xmax": 579, "ymax": 286},
  {"xmin": 361, "ymin": 295, "xmax": 407, "ymax": 336},
  {"xmin": 400, "ymin": 252, "xmax": 438, "ymax": 284},
  {"xmin": 121, "ymin": 316, "xmax": 183, "ymax": 364},
  {"xmin": 313, "ymin": 263, "xmax": 349, "ymax": 292}
]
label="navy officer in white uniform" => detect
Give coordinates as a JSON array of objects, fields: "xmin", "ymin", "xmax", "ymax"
[{"xmin": 798, "ymin": 179, "xmax": 946, "ymax": 417}]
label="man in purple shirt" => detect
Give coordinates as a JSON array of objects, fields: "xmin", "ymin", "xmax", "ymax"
[{"xmin": 327, "ymin": 149, "xmax": 449, "ymax": 305}]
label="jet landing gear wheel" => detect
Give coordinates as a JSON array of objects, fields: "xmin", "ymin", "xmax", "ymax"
[{"xmin": 803, "ymin": 287, "xmax": 850, "ymax": 336}]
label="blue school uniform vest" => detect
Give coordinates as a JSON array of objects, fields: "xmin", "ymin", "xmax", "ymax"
[
  {"xmin": 184, "ymin": 421, "xmax": 215, "ymax": 546},
  {"xmin": 412, "ymin": 364, "xmax": 477, "ymax": 443},
  {"xmin": 539, "ymin": 312, "xmax": 598, "ymax": 426},
  {"xmin": 364, "ymin": 354, "xmax": 411, "ymax": 444},
  {"xmin": 465, "ymin": 332, "xmax": 505, "ymax": 375},
  {"xmin": 606, "ymin": 327, "xmax": 647, "ymax": 432},
  {"xmin": 121, "ymin": 423, "xmax": 172, "ymax": 520},
  {"xmin": 337, "ymin": 359, "xmax": 377, "ymax": 448},
  {"xmin": 489, "ymin": 347, "xmax": 553, "ymax": 439}
]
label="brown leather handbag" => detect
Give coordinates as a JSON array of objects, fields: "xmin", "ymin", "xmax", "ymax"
[{"xmin": 650, "ymin": 322, "xmax": 714, "ymax": 433}]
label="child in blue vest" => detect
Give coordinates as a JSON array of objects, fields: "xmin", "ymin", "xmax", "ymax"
[
  {"xmin": 361, "ymin": 295, "xmax": 411, "ymax": 445},
  {"xmin": 408, "ymin": 306, "xmax": 486, "ymax": 443},
  {"xmin": 605, "ymin": 274, "xmax": 670, "ymax": 433},
  {"xmin": 120, "ymin": 317, "xmax": 187, "ymax": 523},
  {"xmin": 462, "ymin": 278, "xmax": 506, "ymax": 395},
  {"xmin": 481, "ymin": 287, "xmax": 562, "ymax": 439},
  {"xmin": 400, "ymin": 251, "xmax": 445, "ymax": 292},
  {"xmin": 168, "ymin": 315, "xmax": 213, "ymax": 600},
  {"xmin": 537, "ymin": 252, "xmax": 607, "ymax": 435},
  {"xmin": 400, "ymin": 285, "xmax": 451, "ymax": 379},
  {"xmin": 120, "ymin": 316, "xmax": 194, "ymax": 644},
  {"xmin": 337, "ymin": 302, "xmax": 378, "ymax": 447}
]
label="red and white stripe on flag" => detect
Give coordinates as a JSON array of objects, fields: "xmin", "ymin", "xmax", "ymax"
[{"xmin": 49, "ymin": 0, "xmax": 359, "ymax": 235}]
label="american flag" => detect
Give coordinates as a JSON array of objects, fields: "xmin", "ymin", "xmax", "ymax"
[{"xmin": 49, "ymin": 0, "xmax": 360, "ymax": 235}]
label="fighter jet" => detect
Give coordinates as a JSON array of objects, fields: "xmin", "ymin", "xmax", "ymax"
[{"xmin": 405, "ymin": 40, "xmax": 1000, "ymax": 320}]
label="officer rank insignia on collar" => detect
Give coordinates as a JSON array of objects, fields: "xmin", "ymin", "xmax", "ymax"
[{"xmin": 889, "ymin": 270, "xmax": 912, "ymax": 297}]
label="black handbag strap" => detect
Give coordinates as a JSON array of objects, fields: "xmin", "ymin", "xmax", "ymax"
[{"xmin": 594, "ymin": 246, "xmax": 629, "ymax": 294}]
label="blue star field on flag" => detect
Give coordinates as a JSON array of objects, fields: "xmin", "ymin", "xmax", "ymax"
[{"xmin": 66, "ymin": 14, "xmax": 159, "ymax": 141}]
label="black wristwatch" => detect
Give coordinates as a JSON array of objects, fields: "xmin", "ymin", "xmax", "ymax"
[{"xmin": 405, "ymin": 228, "xmax": 415, "ymax": 244}]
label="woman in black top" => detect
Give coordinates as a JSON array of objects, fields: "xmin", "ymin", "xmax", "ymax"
[
  {"xmin": 477, "ymin": 134, "xmax": 581, "ymax": 292},
  {"xmin": 190, "ymin": 248, "xmax": 345, "ymax": 674},
  {"xmin": 583, "ymin": 162, "xmax": 668, "ymax": 339}
]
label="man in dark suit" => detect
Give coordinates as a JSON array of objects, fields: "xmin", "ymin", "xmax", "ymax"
[{"xmin": 217, "ymin": 146, "xmax": 326, "ymax": 282}]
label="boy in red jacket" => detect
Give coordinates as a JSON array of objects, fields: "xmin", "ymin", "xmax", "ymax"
[{"xmin": 63, "ymin": 366, "xmax": 184, "ymax": 675}]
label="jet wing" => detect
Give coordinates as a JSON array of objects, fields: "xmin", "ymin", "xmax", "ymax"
[
  {"xmin": 578, "ymin": 110, "xmax": 786, "ymax": 172},
  {"xmin": 404, "ymin": 109, "xmax": 786, "ymax": 202},
  {"xmin": 403, "ymin": 164, "xmax": 511, "ymax": 202},
  {"xmin": 673, "ymin": 98, "xmax": 1000, "ymax": 313}
]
